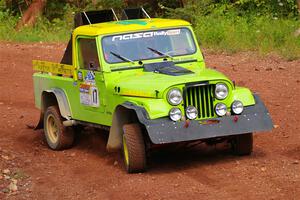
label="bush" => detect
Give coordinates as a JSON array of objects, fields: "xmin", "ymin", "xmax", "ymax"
[
  {"xmin": 165, "ymin": 0, "xmax": 299, "ymax": 21},
  {"xmin": 194, "ymin": 15, "xmax": 300, "ymax": 60},
  {"xmin": 163, "ymin": 0, "xmax": 300, "ymax": 60},
  {"xmin": 0, "ymin": 0, "xmax": 299, "ymax": 60},
  {"xmin": 0, "ymin": 10, "xmax": 72, "ymax": 42}
]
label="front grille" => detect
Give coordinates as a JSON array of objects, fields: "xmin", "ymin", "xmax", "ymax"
[{"xmin": 184, "ymin": 84, "xmax": 216, "ymax": 119}]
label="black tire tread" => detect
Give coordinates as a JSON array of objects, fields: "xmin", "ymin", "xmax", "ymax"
[
  {"xmin": 44, "ymin": 106, "xmax": 74, "ymax": 150},
  {"xmin": 123, "ymin": 124, "xmax": 146, "ymax": 173},
  {"xmin": 232, "ymin": 133, "xmax": 253, "ymax": 156}
]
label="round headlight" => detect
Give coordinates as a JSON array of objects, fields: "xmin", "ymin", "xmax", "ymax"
[
  {"xmin": 169, "ymin": 108, "xmax": 182, "ymax": 121},
  {"xmin": 167, "ymin": 89, "xmax": 183, "ymax": 106},
  {"xmin": 215, "ymin": 83, "xmax": 228, "ymax": 100},
  {"xmin": 186, "ymin": 106, "xmax": 198, "ymax": 120},
  {"xmin": 232, "ymin": 101, "xmax": 244, "ymax": 115},
  {"xmin": 215, "ymin": 103, "xmax": 227, "ymax": 116}
]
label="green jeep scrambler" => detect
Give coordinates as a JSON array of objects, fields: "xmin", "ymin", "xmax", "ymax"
[{"xmin": 33, "ymin": 9, "xmax": 273, "ymax": 173}]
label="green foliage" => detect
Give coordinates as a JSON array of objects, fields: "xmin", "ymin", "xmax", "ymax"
[
  {"xmin": 163, "ymin": 0, "xmax": 215, "ymax": 22},
  {"xmin": 165, "ymin": 0, "xmax": 299, "ymax": 21},
  {"xmin": 0, "ymin": 11, "xmax": 71, "ymax": 42},
  {"xmin": 163, "ymin": 0, "xmax": 300, "ymax": 60},
  {"xmin": 0, "ymin": 0, "xmax": 300, "ymax": 60},
  {"xmin": 45, "ymin": 0, "xmax": 69, "ymax": 21},
  {"xmin": 92, "ymin": 0, "xmax": 125, "ymax": 9},
  {"xmin": 0, "ymin": 0, "xmax": 5, "ymax": 10},
  {"xmin": 228, "ymin": 0, "xmax": 299, "ymax": 18},
  {"xmin": 194, "ymin": 15, "xmax": 300, "ymax": 60}
]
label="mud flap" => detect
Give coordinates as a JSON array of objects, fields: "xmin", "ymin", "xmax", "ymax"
[
  {"xmin": 128, "ymin": 94, "xmax": 273, "ymax": 144},
  {"xmin": 34, "ymin": 112, "xmax": 44, "ymax": 130}
]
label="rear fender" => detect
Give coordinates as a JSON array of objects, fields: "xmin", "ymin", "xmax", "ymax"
[{"xmin": 35, "ymin": 88, "xmax": 72, "ymax": 130}]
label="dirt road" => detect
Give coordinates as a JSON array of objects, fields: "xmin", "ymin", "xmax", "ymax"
[{"xmin": 0, "ymin": 42, "xmax": 299, "ymax": 200}]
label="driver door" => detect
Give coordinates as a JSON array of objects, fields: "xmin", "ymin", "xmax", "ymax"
[{"xmin": 75, "ymin": 36, "xmax": 106, "ymax": 124}]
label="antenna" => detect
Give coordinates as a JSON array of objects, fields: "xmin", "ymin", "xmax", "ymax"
[
  {"xmin": 141, "ymin": 7, "xmax": 151, "ymax": 19},
  {"xmin": 83, "ymin": 11, "xmax": 92, "ymax": 25},
  {"xmin": 111, "ymin": 8, "xmax": 119, "ymax": 21}
]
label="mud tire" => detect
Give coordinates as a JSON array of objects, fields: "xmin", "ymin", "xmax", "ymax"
[
  {"xmin": 122, "ymin": 124, "xmax": 146, "ymax": 173},
  {"xmin": 44, "ymin": 106, "xmax": 74, "ymax": 150},
  {"xmin": 231, "ymin": 133, "xmax": 253, "ymax": 156}
]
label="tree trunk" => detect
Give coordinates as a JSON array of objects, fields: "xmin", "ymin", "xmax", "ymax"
[{"xmin": 15, "ymin": 0, "xmax": 47, "ymax": 30}]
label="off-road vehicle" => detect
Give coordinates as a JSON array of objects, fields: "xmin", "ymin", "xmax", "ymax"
[{"xmin": 33, "ymin": 8, "xmax": 273, "ymax": 173}]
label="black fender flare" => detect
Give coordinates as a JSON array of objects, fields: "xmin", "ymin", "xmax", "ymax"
[{"xmin": 107, "ymin": 102, "xmax": 149, "ymax": 152}]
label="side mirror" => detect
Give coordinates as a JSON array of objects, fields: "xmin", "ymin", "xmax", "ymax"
[{"xmin": 89, "ymin": 61, "xmax": 98, "ymax": 71}]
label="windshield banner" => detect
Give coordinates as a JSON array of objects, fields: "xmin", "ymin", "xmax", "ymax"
[{"xmin": 112, "ymin": 29, "xmax": 181, "ymax": 41}]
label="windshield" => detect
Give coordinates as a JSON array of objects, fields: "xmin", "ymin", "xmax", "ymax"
[{"xmin": 102, "ymin": 28, "xmax": 196, "ymax": 64}]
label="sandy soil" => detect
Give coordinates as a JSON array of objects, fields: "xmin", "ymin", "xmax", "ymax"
[{"xmin": 0, "ymin": 42, "xmax": 299, "ymax": 200}]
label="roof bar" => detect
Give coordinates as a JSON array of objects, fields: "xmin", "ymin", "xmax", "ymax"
[
  {"xmin": 83, "ymin": 11, "xmax": 92, "ymax": 25},
  {"xmin": 111, "ymin": 8, "xmax": 119, "ymax": 21},
  {"xmin": 141, "ymin": 7, "xmax": 151, "ymax": 19}
]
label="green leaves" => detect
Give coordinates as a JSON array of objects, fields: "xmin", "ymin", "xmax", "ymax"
[{"xmin": 166, "ymin": 0, "xmax": 299, "ymax": 19}]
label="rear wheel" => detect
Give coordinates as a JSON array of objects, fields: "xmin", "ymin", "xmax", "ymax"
[
  {"xmin": 231, "ymin": 133, "xmax": 253, "ymax": 156},
  {"xmin": 44, "ymin": 106, "xmax": 75, "ymax": 150},
  {"xmin": 122, "ymin": 124, "xmax": 146, "ymax": 173}
]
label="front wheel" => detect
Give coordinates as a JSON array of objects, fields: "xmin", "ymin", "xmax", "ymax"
[
  {"xmin": 231, "ymin": 133, "xmax": 253, "ymax": 156},
  {"xmin": 122, "ymin": 124, "xmax": 147, "ymax": 173},
  {"xmin": 44, "ymin": 106, "xmax": 75, "ymax": 150}
]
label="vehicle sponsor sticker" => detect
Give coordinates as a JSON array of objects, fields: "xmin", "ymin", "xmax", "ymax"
[
  {"xmin": 90, "ymin": 86, "xmax": 99, "ymax": 107},
  {"xmin": 78, "ymin": 71, "xmax": 83, "ymax": 80},
  {"xmin": 84, "ymin": 71, "xmax": 96, "ymax": 84},
  {"xmin": 112, "ymin": 29, "xmax": 181, "ymax": 41},
  {"xmin": 79, "ymin": 84, "xmax": 99, "ymax": 107}
]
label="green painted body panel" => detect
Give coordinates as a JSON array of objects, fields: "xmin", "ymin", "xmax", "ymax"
[
  {"xmin": 232, "ymin": 87, "xmax": 255, "ymax": 106},
  {"xmin": 33, "ymin": 18, "xmax": 256, "ymax": 126},
  {"xmin": 33, "ymin": 73, "xmax": 112, "ymax": 126}
]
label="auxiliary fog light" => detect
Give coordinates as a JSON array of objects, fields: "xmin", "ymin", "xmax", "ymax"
[
  {"xmin": 169, "ymin": 108, "xmax": 182, "ymax": 122},
  {"xmin": 215, "ymin": 103, "xmax": 227, "ymax": 116},
  {"xmin": 232, "ymin": 101, "xmax": 244, "ymax": 115},
  {"xmin": 186, "ymin": 106, "xmax": 198, "ymax": 120}
]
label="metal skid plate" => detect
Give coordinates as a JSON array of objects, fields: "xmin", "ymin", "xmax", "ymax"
[{"xmin": 131, "ymin": 94, "xmax": 273, "ymax": 144}]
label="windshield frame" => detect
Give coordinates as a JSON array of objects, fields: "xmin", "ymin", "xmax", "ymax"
[{"xmin": 101, "ymin": 27, "xmax": 198, "ymax": 65}]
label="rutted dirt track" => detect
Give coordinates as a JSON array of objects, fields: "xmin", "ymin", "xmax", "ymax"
[{"xmin": 0, "ymin": 42, "xmax": 299, "ymax": 200}]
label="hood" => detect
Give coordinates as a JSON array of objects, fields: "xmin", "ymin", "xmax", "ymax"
[{"xmin": 111, "ymin": 65, "xmax": 231, "ymax": 98}]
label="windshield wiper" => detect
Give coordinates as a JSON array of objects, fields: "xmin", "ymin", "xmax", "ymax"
[
  {"xmin": 147, "ymin": 47, "xmax": 173, "ymax": 59},
  {"xmin": 110, "ymin": 51, "xmax": 134, "ymax": 63}
]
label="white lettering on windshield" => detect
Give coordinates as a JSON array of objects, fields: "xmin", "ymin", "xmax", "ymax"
[{"xmin": 111, "ymin": 29, "xmax": 181, "ymax": 41}]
